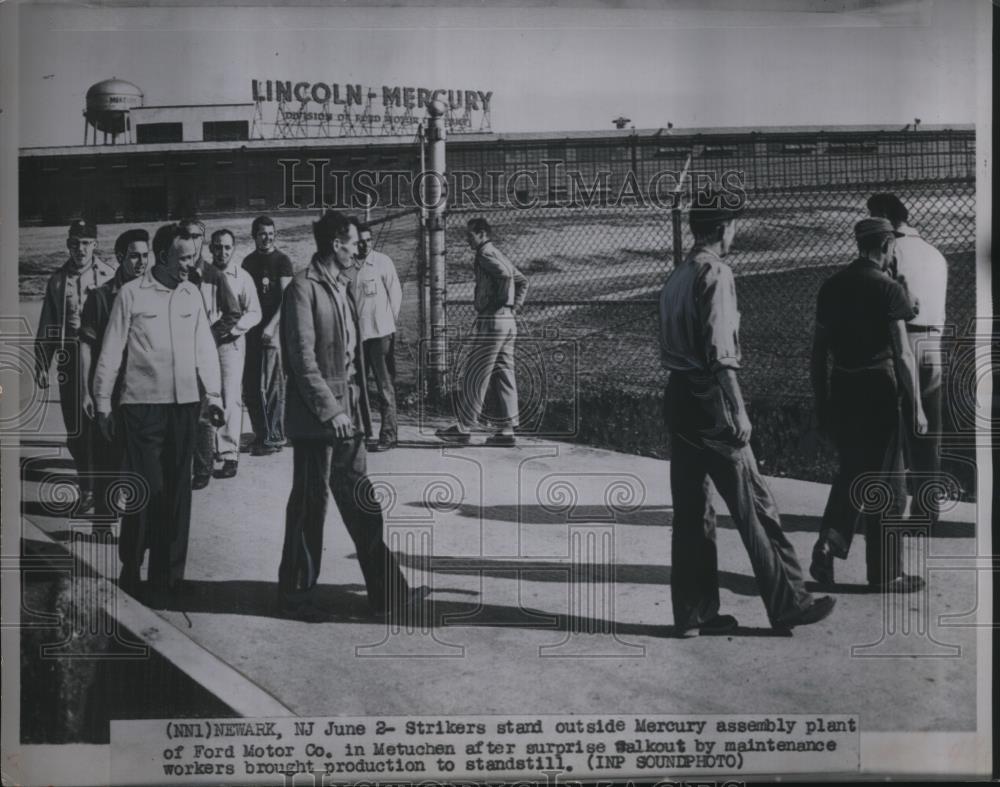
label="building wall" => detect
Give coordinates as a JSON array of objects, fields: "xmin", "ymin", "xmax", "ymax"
[{"xmin": 131, "ymin": 104, "xmax": 254, "ymax": 143}]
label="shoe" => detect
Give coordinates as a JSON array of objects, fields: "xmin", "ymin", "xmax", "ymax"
[
  {"xmin": 375, "ymin": 436, "xmax": 397, "ymax": 452},
  {"xmin": 277, "ymin": 595, "xmax": 328, "ymax": 623},
  {"xmin": 77, "ymin": 489, "xmax": 95, "ymax": 513},
  {"xmin": 214, "ymin": 460, "xmax": 238, "ymax": 479},
  {"xmin": 775, "ymin": 596, "xmax": 837, "ymax": 629},
  {"xmin": 485, "ymin": 432, "xmax": 517, "ymax": 447},
  {"xmin": 809, "ymin": 540, "xmax": 835, "ymax": 586},
  {"xmin": 251, "ymin": 443, "xmax": 282, "ymax": 456},
  {"xmin": 677, "ymin": 614, "xmax": 738, "ymax": 639},
  {"xmin": 373, "ymin": 585, "xmax": 432, "ymax": 621},
  {"xmin": 435, "ymin": 425, "xmax": 470, "ymax": 445},
  {"xmin": 192, "ymin": 474, "xmax": 211, "ymax": 490},
  {"xmin": 869, "ymin": 574, "xmax": 926, "ymax": 593}
]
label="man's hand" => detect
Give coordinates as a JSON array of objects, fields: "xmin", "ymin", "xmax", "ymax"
[
  {"xmin": 734, "ymin": 408, "xmax": 752, "ymax": 446},
  {"xmin": 916, "ymin": 409, "xmax": 929, "ymax": 435},
  {"xmin": 328, "ymin": 412, "xmax": 353, "ymax": 439},
  {"xmin": 261, "ymin": 324, "xmax": 278, "ymax": 347},
  {"xmin": 35, "ymin": 368, "xmax": 49, "ymax": 391},
  {"xmin": 82, "ymin": 392, "xmax": 96, "ymax": 421},
  {"xmin": 207, "ymin": 403, "xmax": 226, "ymax": 428},
  {"xmin": 97, "ymin": 412, "xmax": 115, "ymax": 442}
]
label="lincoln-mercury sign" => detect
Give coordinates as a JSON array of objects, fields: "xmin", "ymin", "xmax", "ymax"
[{"xmin": 252, "ymin": 80, "xmax": 493, "ymax": 111}]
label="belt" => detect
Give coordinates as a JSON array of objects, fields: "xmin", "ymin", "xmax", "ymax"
[
  {"xmin": 906, "ymin": 324, "xmax": 940, "ymax": 333},
  {"xmin": 833, "ymin": 359, "xmax": 894, "ymax": 374}
]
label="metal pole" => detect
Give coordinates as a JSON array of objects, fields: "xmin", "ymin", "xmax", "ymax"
[
  {"xmin": 416, "ymin": 122, "xmax": 429, "ymax": 376},
  {"xmin": 426, "ymin": 102, "xmax": 448, "ymax": 403}
]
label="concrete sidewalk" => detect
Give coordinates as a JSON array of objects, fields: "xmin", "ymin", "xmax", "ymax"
[{"xmin": 18, "ymin": 387, "xmax": 980, "ymax": 733}]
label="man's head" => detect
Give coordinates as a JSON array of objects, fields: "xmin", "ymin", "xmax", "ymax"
[
  {"xmin": 854, "ymin": 217, "xmax": 903, "ymax": 268},
  {"xmin": 356, "ymin": 223, "xmax": 373, "ymax": 262},
  {"xmin": 66, "ymin": 219, "xmax": 98, "ymax": 268},
  {"xmin": 113, "ymin": 228, "xmax": 150, "ymax": 282},
  {"xmin": 176, "ymin": 216, "xmax": 206, "ymax": 261},
  {"xmin": 152, "ymin": 223, "xmax": 198, "ymax": 285},
  {"xmin": 866, "ymin": 193, "xmax": 909, "ymax": 229},
  {"xmin": 252, "ymin": 215, "xmax": 276, "ymax": 253},
  {"xmin": 210, "ymin": 229, "xmax": 236, "ymax": 270},
  {"xmin": 313, "ymin": 210, "xmax": 359, "ymax": 270},
  {"xmin": 466, "ymin": 217, "xmax": 491, "ymax": 250},
  {"xmin": 688, "ymin": 191, "xmax": 743, "ymax": 256}
]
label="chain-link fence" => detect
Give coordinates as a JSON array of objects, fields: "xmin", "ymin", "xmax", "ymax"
[{"xmin": 443, "ymin": 130, "xmax": 976, "ymax": 406}]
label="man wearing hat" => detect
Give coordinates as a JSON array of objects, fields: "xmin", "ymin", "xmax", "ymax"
[
  {"xmin": 867, "ymin": 193, "xmax": 948, "ymax": 526},
  {"xmin": 659, "ymin": 191, "xmax": 835, "ymax": 636},
  {"xmin": 809, "ymin": 217, "xmax": 928, "ymax": 592},
  {"xmin": 34, "ymin": 219, "xmax": 118, "ymax": 512}
]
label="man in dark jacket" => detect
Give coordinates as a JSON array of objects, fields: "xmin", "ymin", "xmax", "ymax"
[
  {"xmin": 35, "ymin": 219, "xmax": 118, "ymax": 513},
  {"xmin": 277, "ymin": 210, "xmax": 427, "ymax": 620}
]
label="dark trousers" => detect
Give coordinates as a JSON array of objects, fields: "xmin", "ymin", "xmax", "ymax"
[
  {"xmin": 818, "ymin": 369, "xmax": 906, "ymax": 584},
  {"xmin": 119, "ymin": 403, "xmax": 199, "ymax": 591},
  {"xmin": 363, "ymin": 334, "xmax": 398, "ymax": 442},
  {"xmin": 56, "ymin": 347, "xmax": 94, "ymax": 492},
  {"xmin": 665, "ymin": 374, "xmax": 813, "ymax": 628},
  {"xmin": 279, "ymin": 435, "xmax": 409, "ymax": 612},
  {"xmin": 89, "ymin": 411, "xmax": 125, "ymax": 517},
  {"xmin": 901, "ymin": 332, "xmax": 944, "ymax": 521},
  {"xmin": 243, "ymin": 333, "xmax": 285, "ymax": 449}
]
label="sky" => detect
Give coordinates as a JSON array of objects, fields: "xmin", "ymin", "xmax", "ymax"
[{"xmin": 17, "ymin": 0, "xmax": 983, "ymax": 148}]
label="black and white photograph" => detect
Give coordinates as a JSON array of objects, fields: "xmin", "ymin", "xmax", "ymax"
[{"xmin": 0, "ymin": 0, "xmax": 994, "ymax": 784}]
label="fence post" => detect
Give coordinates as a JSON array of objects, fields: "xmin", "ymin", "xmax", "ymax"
[
  {"xmin": 671, "ymin": 206, "xmax": 683, "ymax": 268},
  {"xmin": 426, "ymin": 101, "xmax": 448, "ymax": 404}
]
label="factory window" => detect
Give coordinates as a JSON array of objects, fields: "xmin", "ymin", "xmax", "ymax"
[
  {"xmin": 203, "ymin": 121, "xmax": 249, "ymax": 142},
  {"xmin": 137, "ymin": 123, "xmax": 183, "ymax": 144}
]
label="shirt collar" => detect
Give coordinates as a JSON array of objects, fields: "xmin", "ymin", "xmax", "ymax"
[
  {"xmin": 851, "ymin": 257, "xmax": 883, "ymax": 271},
  {"xmin": 140, "ymin": 265, "xmax": 185, "ymax": 292},
  {"xmin": 897, "ymin": 224, "xmax": 919, "ymax": 237}
]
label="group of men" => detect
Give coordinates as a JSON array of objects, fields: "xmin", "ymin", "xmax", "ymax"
[
  {"xmin": 33, "ymin": 189, "xmax": 946, "ymax": 632},
  {"xmin": 658, "ymin": 191, "xmax": 946, "ymax": 636},
  {"xmin": 34, "ymin": 212, "xmax": 404, "ymax": 611}
]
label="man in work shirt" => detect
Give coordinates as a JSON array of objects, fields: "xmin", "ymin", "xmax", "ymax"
[
  {"xmin": 810, "ymin": 217, "xmax": 928, "ymax": 593},
  {"xmin": 177, "ymin": 218, "xmax": 242, "ymax": 489},
  {"xmin": 867, "ymin": 193, "xmax": 948, "ymax": 526},
  {"xmin": 79, "ymin": 228, "xmax": 150, "ymax": 523},
  {"xmin": 353, "ymin": 223, "xmax": 402, "ymax": 451},
  {"xmin": 659, "ymin": 191, "xmax": 835, "ymax": 636},
  {"xmin": 436, "ymin": 217, "xmax": 527, "ymax": 446},
  {"xmin": 278, "ymin": 210, "xmax": 426, "ymax": 620},
  {"xmin": 94, "ymin": 224, "xmax": 224, "ymax": 601},
  {"xmin": 242, "ymin": 215, "xmax": 294, "ymax": 456},
  {"xmin": 34, "ymin": 219, "xmax": 117, "ymax": 513},
  {"xmin": 204, "ymin": 228, "xmax": 261, "ymax": 481}
]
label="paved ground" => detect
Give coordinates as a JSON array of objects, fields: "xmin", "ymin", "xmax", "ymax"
[{"xmin": 17, "ymin": 372, "xmax": 980, "ymax": 733}]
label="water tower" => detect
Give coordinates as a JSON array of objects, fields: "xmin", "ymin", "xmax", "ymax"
[{"xmin": 83, "ymin": 78, "xmax": 143, "ymax": 145}]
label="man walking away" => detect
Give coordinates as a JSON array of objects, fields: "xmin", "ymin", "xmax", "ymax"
[
  {"xmin": 867, "ymin": 193, "xmax": 947, "ymax": 526},
  {"xmin": 436, "ymin": 217, "xmax": 527, "ymax": 446},
  {"xmin": 278, "ymin": 210, "xmax": 427, "ymax": 621},
  {"xmin": 94, "ymin": 224, "xmax": 224, "ymax": 603},
  {"xmin": 353, "ymin": 222, "xmax": 402, "ymax": 451},
  {"xmin": 659, "ymin": 191, "xmax": 835, "ymax": 636},
  {"xmin": 79, "ymin": 229, "xmax": 150, "ymax": 525},
  {"xmin": 810, "ymin": 217, "xmax": 928, "ymax": 593},
  {"xmin": 242, "ymin": 216, "xmax": 293, "ymax": 456},
  {"xmin": 35, "ymin": 219, "xmax": 117, "ymax": 513}
]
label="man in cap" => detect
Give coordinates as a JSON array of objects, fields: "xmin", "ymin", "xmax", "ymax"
[
  {"xmin": 79, "ymin": 228, "xmax": 150, "ymax": 523},
  {"xmin": 659, "ymin": 190, "xmax": 835, "ymax": 636},
  {"xmin": 810, "ymin": 217, "xmax": 928, "ymax": 592},
  {"xmin": 34, "ymin": 219, "xmax": 117, "ymax": 513},
  {"xmin": 93, "ymin": 223, "xmax": 224, "ymax": 601},
  {"xmin": 277, "ymin": 210, "xmax": 427, "ymax": 620},
  {"xmin": 241, "ymin": 216, "xmax": 294, "ymax": 456},
  {"xmin": 352, "ymin": 223, "xmax": 402, "ymax": 451},
  {"xmin": 436, "ymin": 217, "xmax": 528, "ymax": 446},
  {"xmin": 867, "ymin": 193, "xmax": 948, "ymax": 526},
  {"xmin": 176, "ymin": 218, "xmax": 242, "ymax": 490}
]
